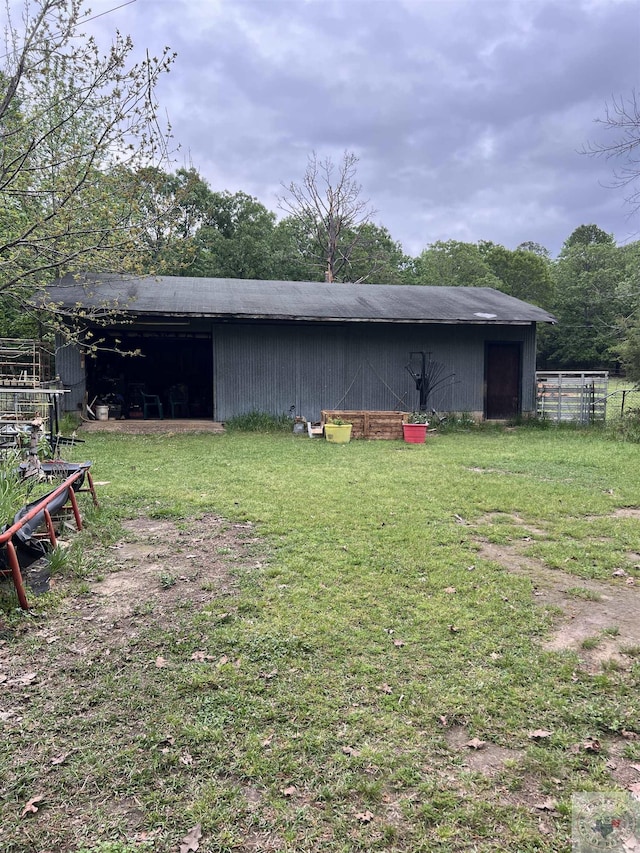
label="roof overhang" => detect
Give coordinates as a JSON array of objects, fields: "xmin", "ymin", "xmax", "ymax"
[{"xmin": 41, "ymin": 273, "xmax": 557, "ymax": 326}]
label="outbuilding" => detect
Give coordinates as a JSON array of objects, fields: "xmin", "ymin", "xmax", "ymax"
[{"xmin": 47, "ymin": 274, "xmax": 555, "ymax": 422}]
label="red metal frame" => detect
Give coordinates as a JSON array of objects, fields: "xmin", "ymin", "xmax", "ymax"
[{"xmin": 0, "ymin": 464, "xmax": 98, "ymax": 609}]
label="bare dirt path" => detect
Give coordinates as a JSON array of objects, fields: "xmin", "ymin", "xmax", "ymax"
[{"xmin": 471, "ymin": 512, "xmax": 640, "ymax": 670}]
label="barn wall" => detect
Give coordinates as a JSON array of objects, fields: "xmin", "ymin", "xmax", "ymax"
[
  {"xmin": 55, "ymin": 320, "xmax": 538, "ymax": 420},
  {"xmin": 55, "ymin": 334, "xmax": 85, "ymax": 413},
  {"xmin": 212, "ymin": 321, "xmax": 538, "ymax": 421}
]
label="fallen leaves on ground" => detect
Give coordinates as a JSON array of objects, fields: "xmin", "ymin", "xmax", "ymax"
[
  {"xmin": 528, "ymin": 729, "xmax": 553, "ymax": 740},
  {"xmin": 15, "ymin": 672, "xmax": 38, "ymax": 686},
  {"xmin": 537, "ymin": 818, "xmax": 552, "ymax": 835},
  {"xmin": 179, "ymin": 823, "xmax": 202, "ymax": 853},
  {"xmin": 260, "ymin": 669, "xmax": 278, "ymax": 679},
  {"xmin": 21, "ymin": 795, "xmax": 44, "ymax": 817},
  {"xmin": 355, "ymin": 810, "xmax": 374, "ymax": 823},
  {"xmin": 582, "ymin": 737, "xmax": 601, "ymax": 753},
  {"xmin": 534, "ymin": 798, "xmax": 558, "ymax": 812}
]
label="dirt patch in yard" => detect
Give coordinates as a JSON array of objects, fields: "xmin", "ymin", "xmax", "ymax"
[
  {"xmin": 0, "ymin": 513, "xmax": 263, "ymax": 852},
  {"xmin": 612, "ymin": 508, "xmax": 640, "ymax": 520},
  {"xmin": 87, "ymin": 515, "xmax": 246, "ymax": 624},
  {"xmin": 1, "ymin": 511, "xmax": 259, "ymax": 690},
  {"xmin": 472, "ymin": 514, "xmax": 640, "ymax": 670},
  {"xmin": 444, "ymin": 724, "xmax": 524, "ymax": 777}
]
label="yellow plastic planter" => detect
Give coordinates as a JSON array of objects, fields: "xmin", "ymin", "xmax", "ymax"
[{"xmin": 324, "ymin": 423, "xmax": 352, "ymax": 444}]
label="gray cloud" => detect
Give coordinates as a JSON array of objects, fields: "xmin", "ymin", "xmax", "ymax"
[{"xmin": 92, "ymin": 0, "xmax": 640, "ymax": 256}]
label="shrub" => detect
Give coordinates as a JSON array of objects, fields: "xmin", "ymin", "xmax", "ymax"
[
  {"xmin": 438, "ymin": 411, "xmax": 477, "ymax": 431},
  {"xmin": 607, "ymin": 407, "xmax": 640, "ymax": 443},
  {"xmin": 224, "ymin": 411, "xmax": 293, "ymax": 433}
]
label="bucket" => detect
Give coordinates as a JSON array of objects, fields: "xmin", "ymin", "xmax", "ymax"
[
  {"xmin": 325, "ymin": 423, "xmax": 352, "ymax": 444},
  {"xmin": 402, "ymin": 423, "xmax": 428, "ymax": 444},
  {"xmin": 96, "ymin": 405, "xmax": 109, "ymax": 421}
]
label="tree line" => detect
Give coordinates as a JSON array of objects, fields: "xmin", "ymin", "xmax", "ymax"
[
  {"xmin": 4, "ymin": 155, "xmax": 640, "ymax": 378},
  {"xmin": 40, "ymin": 160, "xmax": 640, "ymax": 377},
  {"xmin": 1, "ymin": 1, "xmax": 639, "ymax": 380}
]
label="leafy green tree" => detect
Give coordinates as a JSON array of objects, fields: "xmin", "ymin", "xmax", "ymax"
[
  {"xmin": 612, "ymin": 241, "xmax": 640, "ymax": 380},
  {"xmin": 0, "ymin": 0, "xmax": 174, "ymax": 323},
  {"xmin": 127, "ymin": 167, "xmax": 216, "ymax": 275},
  {"xmin": 616, "ymin": 315, "xmax": 640, "ymax": 382},
  {"xmin": 270, "ymin": 217, "xmax": 318, "ymax": 281},
  {"xmin": 273, "ymin": 218, "xmax": 410, "ymax": 284},
  {"xmin": 479, "ymin": 242, "xmax": 554, "ymax": 308},
  {"xmin": 516, "ymin": 241, "xmax": 551, "ymax": 259},
  {"xmin": 542, "ymin": 225, "xmax": 629, "ymax": 368},
  {"xmin": 192, "ymin": 191, "xmax": 278, "ymax": 280},
  {"xmin": 563, "ymin": 223, "xmax": 614, "ymax": 248},
  {"xmin": 411, "ymin": 240, "xmax": 502, "ymax": 288},
  {"xmin": 339, "ymin": 223, "xmax": 411, "ymax": 284}
]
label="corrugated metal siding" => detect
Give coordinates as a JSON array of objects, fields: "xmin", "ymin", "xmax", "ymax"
[
  {"xmin": 55, "ymin": 335, "xmax": 85, "ymax": 413},
  {"xmin": 521, "ymin": 325, "xmax": 537, "ymax": 411},
  {"xmin": 212, "ymin": 322, "xmax": 538, "ymax": 421},
  {"xmin": 54, "ymin": 320, "xmax": 537, "ymax": 421}
]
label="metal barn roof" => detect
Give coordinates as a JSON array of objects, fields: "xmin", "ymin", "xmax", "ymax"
[{"xmin": 45, "ymin": 274, "xmax": 556, "ymax": 325}]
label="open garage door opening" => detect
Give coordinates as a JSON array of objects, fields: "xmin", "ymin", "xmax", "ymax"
[{"xmin": 86, "ymin": 330, "xmax": 213, "ymax": 419}]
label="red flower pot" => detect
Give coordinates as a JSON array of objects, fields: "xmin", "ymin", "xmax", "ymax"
[{"xmin": 402, "ymin": 423, "xmax": 428, "ymax": 444}]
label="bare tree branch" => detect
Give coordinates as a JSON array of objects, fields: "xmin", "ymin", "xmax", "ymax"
[
  {"xmin": 278, "ymin": 151, "xmax": 376, "ymax": 282},
  {"xmin": 583, "ymin": 90, "xmax": 640, "ymax": 212}
]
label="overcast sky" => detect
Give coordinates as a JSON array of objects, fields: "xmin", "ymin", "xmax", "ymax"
[{"xmin": 93, "ymin": 0, "xmax": 640, "ymax": 257}]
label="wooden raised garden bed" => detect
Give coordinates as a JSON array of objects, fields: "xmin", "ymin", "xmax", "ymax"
[{"xmin": 321, "ymin": 410, "xmax": 408, "ymax": 440}]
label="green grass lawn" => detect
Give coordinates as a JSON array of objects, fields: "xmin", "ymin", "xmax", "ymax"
[{"xmin": 1, "ymin": 427, "xmax": 639, "ymax": 852}]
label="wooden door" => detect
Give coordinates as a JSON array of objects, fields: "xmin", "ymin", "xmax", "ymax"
[{"xmin": 485, "ymin": 342, "xmax": 521, "ymax": 419}]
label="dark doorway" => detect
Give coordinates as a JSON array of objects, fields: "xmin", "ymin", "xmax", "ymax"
[
  {"xmin": 485, "ymin": 342, "xmax": 521, "ymax": 419},
  {"xmin": 87, "ymin": 330, "xmax": 213, "ymax": 418}
]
